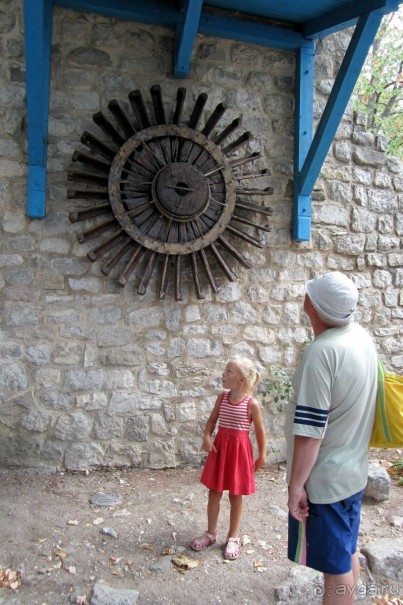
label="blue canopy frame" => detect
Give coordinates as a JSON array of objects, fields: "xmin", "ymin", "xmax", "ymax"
[{"xmin": 23, "ymin": 0, "xmax": 401, "ymax": 240}]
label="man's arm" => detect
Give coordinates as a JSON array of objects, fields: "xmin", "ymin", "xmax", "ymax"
[{"xmin": 288, "ymin": 435, "xmax": 322, "ymax": 521}]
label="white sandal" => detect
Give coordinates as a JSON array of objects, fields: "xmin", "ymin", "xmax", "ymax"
[{"xmin": 224, "ymin": 537, "xmax": 240, "ymax": 559}]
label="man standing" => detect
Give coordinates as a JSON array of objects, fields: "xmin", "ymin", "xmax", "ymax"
[{"xmin": 285, "ymin": 272, "xmax": 378, "ymax": 605}]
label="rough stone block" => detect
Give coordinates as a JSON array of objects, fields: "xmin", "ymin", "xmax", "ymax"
[
  {"xmin": 361, "ymin": 538, "xmax": 403, "ymax": 581},
  {"xmin": 365, "ymin": 462, "xmax": 391, "ymax": 502}
]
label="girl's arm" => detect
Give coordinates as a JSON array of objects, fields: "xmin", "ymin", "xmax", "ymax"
[
  {"xmin": 201, "ymin": 394, "xmax": 222, "ymax": 452},
  {"xmin": 250, "ymin": 398, "xmax": 267, "ymax": 470}
]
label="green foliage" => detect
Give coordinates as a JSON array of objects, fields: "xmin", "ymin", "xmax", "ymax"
[
  {"xmin": 391, "ymin": 458, "xmax": 403, "ymax": 486},
  {"xmin": 353, "ymin": 7, "xmax": 403, "ymax": 160},
  {"xmin": 259, "ymin": 367, "xmax": 292, "ymax": 412}
]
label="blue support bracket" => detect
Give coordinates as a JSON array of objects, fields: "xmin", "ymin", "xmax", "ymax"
[
  {"xmin": 24, "ymin": 0, "xmax": 53, "ymax": 219},
  {"xmin": 304, "ymin": 0, "xmax": 400, "ymax": 38},
  {"xmin": 174, "ymin": 0, "xmax": 204, "ymax": 78},
  {"xmin": 299, "ymin": 11, "xmax": 385, "ymax": 199},
  {"xmin": 293, "ymin": 44, "xmax": 314, "ymax": 241}
]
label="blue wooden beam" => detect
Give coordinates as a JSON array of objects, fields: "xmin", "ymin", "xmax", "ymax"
[
  {"xmin": 292, "ymin": 43, "xmax": 314, "ymax": 241},
  {"xmin": 24, "ymin": 0, "xmax": 53, "ymax": 218},
  {"xmin": 55, "ymin": 0, "xmax": 179, "ymax": 27},
  {"xmin": 174, "ymin": 0, "xmax": 204, "ymax": 78},
  {"xmin": 304, "ymin": 0, "xmax": 400, "ymax": 38},
  {"xmin": 198, "ymin": 11, "xmax": 310, "ymax": 52},
  {"xmin": 299, "ymin": 11, "xmax": 385, "ymax": 198},
  {"xmin": 56, "ymin": 0, "xmax": 310, "ymax": 52}
]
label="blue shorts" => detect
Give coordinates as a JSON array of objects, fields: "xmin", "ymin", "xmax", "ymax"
[{"xmin": 288, "ymin": 489, "xmax": 365, "ymax": 575}]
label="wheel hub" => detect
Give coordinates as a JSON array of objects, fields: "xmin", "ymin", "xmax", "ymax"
[{"xmin": 153, "ymin": 162, "xmax": 210, "ymax": 222}]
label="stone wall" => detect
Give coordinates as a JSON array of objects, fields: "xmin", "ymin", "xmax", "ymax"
[{"xmin": 0, "ymin": 1, "xmax": 402, "ymax": 471}]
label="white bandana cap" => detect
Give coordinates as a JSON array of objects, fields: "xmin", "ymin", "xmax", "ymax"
[{"xmin": 305, "ymin": 272, "xmax": 358, "ymax": 323}]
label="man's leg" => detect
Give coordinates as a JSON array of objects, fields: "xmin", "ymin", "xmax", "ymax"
[
  {"xmin": 351, "ymin": 552, "xmax": 360, "ymax": 586},
  {"xmin": 323, "ymin": 571, "xmax": 355, "ymax": 605},
  {"xmin": 322, "ymin": 552, "xmax": 360, "ymax": 605}
]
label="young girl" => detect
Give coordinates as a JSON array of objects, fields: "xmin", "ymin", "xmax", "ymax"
[{"xmin": 191, "ymin": 357, "xmax": 267, "ymax": 560}]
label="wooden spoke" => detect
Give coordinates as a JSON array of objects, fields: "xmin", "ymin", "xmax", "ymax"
[
  {"xmin": 87, "ymin": 231, "xmax": 125, "ymax": 262},
  {"xmin": 199, "ymin": 249, "xmax": 219, "ymax": 293},
  {"xmin": 147, "ymin": 140, "xmax": 167, "ymax": 166},
  {"xmin": 157, "ymin": 135, "xmax": 172, "ymax": 165},
  {"xmin": 175, "ymin": 255, "xmax": 183, "ymax": 301},
  {"xmin": 93, "ymin": 111, "xmax": 125, "ymax": 146},
  {"xmin": 150, "ymin": 84, "xmax": 166, "ymax": 125},
  {"xmin": 226, "ymin": 224, "xmax": 264, "ymax": 248},
  {"xmin": 235, "ymin": 200, "xmax": 273, "ymax": 216},
  {"xmin": 231, "ymin": 213, "xmax": 272, "ymax": 232},
  {"xmin": 217, "ymin": 235, "xmax": 252, "ymax": 269},
  {"xmin": 202, "ymin": 102, "xmax": 226, "ymax": 137},
  {"xmin": 222, "ymin": 131, "xmax": 252, "ymax": 156},
  {"xmin": 118, "ymin": 245, "xmax": 144, "ymax": 285},
  {"xmin": 124, "ymin": 197, "xmax": 152, "ymax": 211},
  {"xmin": 188, "ymin": 93, "xmax": 208, "ymax": 130},
  {"xmin": 68, "ymin": 171, "xmax": 108, "ymax": 187},
  {"xmin": 170, "ymin": 135, "xmax": 180, "ymax": 163},
  {"xmin": 179, "ymin": 222, "xmax": 188, "ymax": 244},
  {"xmin": 167, "ymin": 221, "xmax": 179, "ymax": 243},
  {"xmin": 133, "ymin": 206, "xmax": 157, "ymax": 228},
  {"xmin": 190, "ymin": 252, "xmax": 205, "ymax": 299},
  {"xmin": 178, "ymin": 140, "xmax": 196, "ymax": 164},
  {"xmin": 191, "ymin": 148, "xmax": 212, "ymax": 171},
  {"xmin": 81, "ymin": 131, "xmax": 116, "ymax": 159},
  {"xmin": 209, "ymin": 242, "xmax": 238, "ymax": 282},
  {"xmin": 76, "ymin": 218, "xmax": 117, "ymax": 243},
  {"xmin": 145, "ymin": 216, "xmax": 166, "ymax": 240},
  {"xmin": 68, "ymin": 190, "xmax": 109, "ymax": 201},
  {"xmin": 173, "ymin": 87, "xmax": 186, "ymax": 125},
  {"xmin": 159, "ymin": 254, "xmax": 170, "ymax": 299},
  {"xmin": 186, "ymin": 142, "xmax": 205, "ymax": 166},
  {"xmin": 129, "ymin": 90, "xmax": 151, "ymax": 129},
  {"xmin": 236, "ymin": 186, "xmax": 274, "ymax": 195},
  {"xmin": 127, "ymin": 153, "xmax": 156, "ymax": 178},
  {"xmin": 138, "ymin": 251, "xmax": 157, "ymax": 295},
  {"xmin": 69, "ymin": 204, "xmax": 112, "ymax": 223},
  {"xmin": 108, "ymin": 100, "xmax": 136, "ymax": 138},
  {"xmin": 214, "ymin": 117, "xmax": 241, "ymax": 145},
  {"xmin": 101, "ymin": 240, "xmax": 134, "ymax": 276},
  {"xmin": 72, "ymin": 151, "xmax": 111, "ymax": 174},
  {"xmin": 234, "ymin": 169, "xmax": 269, "ymax": 181},
  {"xmin": 229, "ymin": 151, "xmax": 261, "ymax": 168}
]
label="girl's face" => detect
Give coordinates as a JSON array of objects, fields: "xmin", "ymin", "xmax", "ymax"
[{"xmin": 222, "ymin": 362, "xmax": 245, "ymax": 390}]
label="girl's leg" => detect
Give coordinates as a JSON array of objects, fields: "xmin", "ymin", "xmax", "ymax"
[
  {"xmin": 207, "ymin": 489, "xmax": 223, "ymax": 536},
  {"xmin": 228, "ymin": 493, "xmax": 243, "ymax": 538},
  {"xmin": 190, "ymin": 489, "xmax": 222, "ymax": 550}
]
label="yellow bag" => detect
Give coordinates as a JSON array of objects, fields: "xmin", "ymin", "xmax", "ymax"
[{"xmin": 369, "ymin": 358, "xmax": 403, "ymax": 448}]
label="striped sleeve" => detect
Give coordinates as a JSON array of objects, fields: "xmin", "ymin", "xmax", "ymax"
[{"xmin": 294, "ymin": 405, "xmax": 329, "ymax": 429}]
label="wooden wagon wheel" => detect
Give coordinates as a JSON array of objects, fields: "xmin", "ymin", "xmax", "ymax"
[{"xmin": 68, "ymin": 85, "xmax": 273, "ymax": 300}]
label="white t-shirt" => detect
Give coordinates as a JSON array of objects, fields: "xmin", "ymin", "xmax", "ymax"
[{"xmin": 285, "ymin": 322, "xmax": 378, "ymax": 504}]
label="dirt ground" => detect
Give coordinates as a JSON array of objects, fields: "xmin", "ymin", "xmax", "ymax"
[{"xmin": 0, "ymin": 452, "xmax": 402, "ymax": 605}]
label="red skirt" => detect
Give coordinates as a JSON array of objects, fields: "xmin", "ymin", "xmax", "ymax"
[{"xmin": 200, "ymin": 428, "xmax": 256, "ymax": 495}]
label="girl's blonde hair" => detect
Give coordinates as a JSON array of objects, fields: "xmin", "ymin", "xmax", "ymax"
[{"xmin": 232, "ymin": 357, "xmax": 261, "ymax": 392}]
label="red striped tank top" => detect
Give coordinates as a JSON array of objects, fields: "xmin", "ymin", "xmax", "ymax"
[{"xmin": 218, "ymin": 390, "xmax": 252, "ymax": 431}]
